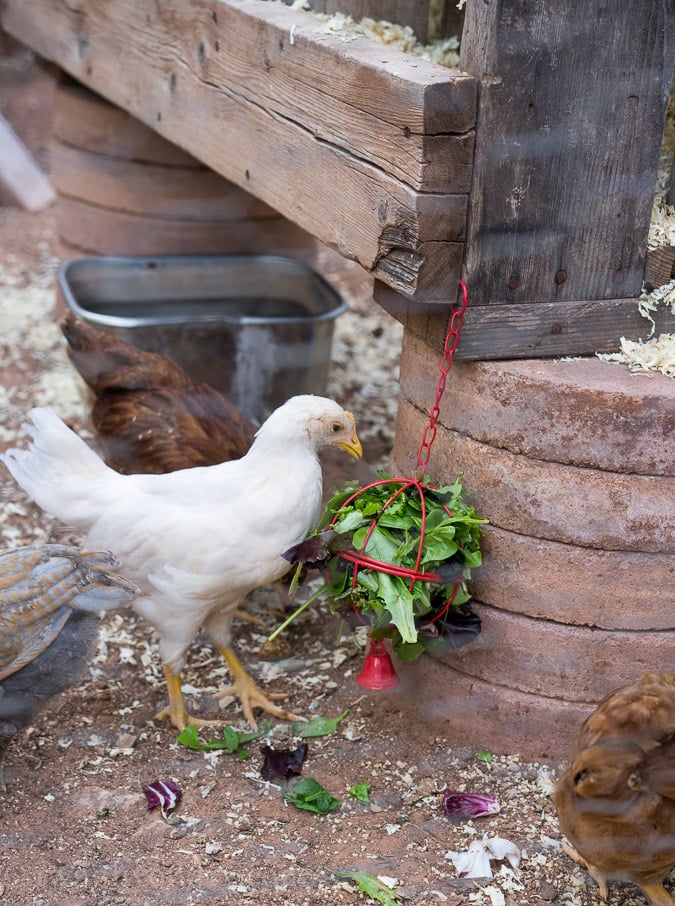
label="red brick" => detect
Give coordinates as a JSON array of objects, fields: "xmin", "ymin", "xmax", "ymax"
[
  {"xmin": 393, "ymin": 399, "xmax": 674, "ymax": 553},
  {"xmin": 472, "ymin": 524, "xmax": 674, "ymax": 631},
  {"xmin": 400, "ymin": 330, "xmax": 674, "ymax": 475},
  {"xmin": 390, "ymin": 656, "xmax": 596, "ymax": 762},
  {"xmin": 425, "ymin": 602, "xmax": 675, "ymax": 703}
]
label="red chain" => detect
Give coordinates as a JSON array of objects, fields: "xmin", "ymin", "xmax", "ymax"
[
  {"xmin": 415, "ymin": 280, "xmax": 468, "ymax": 479},
  {"xmin": 329, "ymin": 282, "xmax": 469, "ymax": 629}
]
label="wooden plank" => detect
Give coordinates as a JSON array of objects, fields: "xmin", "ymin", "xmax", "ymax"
[
  {"xmin": 1, "ymin": 0, "xmax": 476, "ymax": 302},
  {"xmin": 0, "ymin": 113, "xmax": 56, "ymax": 212},
  {"xmin": 458, "ymin": 0, "xmax": 675, "ymax": 306},
  {"xmin": 374, "ymin": 281, "xmax": 675, "ymax": 358},
  {"xmin": 54, "ymin": 81, "xmax": 201, "ymax": 167},
  {"xmin": 51, "ymin": 142, "xmax": 277, "ymax": 220}
]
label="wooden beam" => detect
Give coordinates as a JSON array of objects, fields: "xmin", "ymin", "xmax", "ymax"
[
  {"xmin": 1, "ymin": 0, "xmax": 476, "ymax": 302},
  {"xmin": 0, "ymin": 114, "xmax": 56, "ymax": 212},
  {"xmin": 374, "ymin": 281, "xmax": 675, "ymax": 359}
]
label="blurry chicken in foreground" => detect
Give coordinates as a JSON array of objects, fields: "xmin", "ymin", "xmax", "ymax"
[
  {"xmin": 0, "ymin": 544, "xmax": 139, "ymax": 789},
  {"xmin": 61, "ymin": 313, "xmax": 256, "ymax": 474},
  {"xmin": 555, "ymin": 673, "xmax": 675, "ymax": 905},
  {"xmin": 0, "ymin": 396, "xmax": 362, "ymax": 730}
]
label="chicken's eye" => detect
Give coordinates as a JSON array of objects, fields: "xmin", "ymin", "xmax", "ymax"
[{"xmin": 331, "ymin": 422, "xmax": 342, "ymax": 434}]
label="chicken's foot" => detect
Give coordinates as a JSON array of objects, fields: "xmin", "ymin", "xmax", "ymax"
[
  {"xmin": 234, "ymin": 607, "xmax": 266, "ymax": 629},
  {"xmin": 154, "ymin": 665, "xmax": 221, "ymax": 731},
  {"xmin": 216, "ymin": 646, "xmax": 304, "ymax": 728},
  {"xmin": 562, "ymin": 843, "xmax": 609, "ymax": 900}
]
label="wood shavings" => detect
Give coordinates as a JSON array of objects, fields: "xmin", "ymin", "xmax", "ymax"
[
  {"xmin": 597, "ymin": 279, "xmax": 675, "ymax": 377},
  {"xmin": 648, "ymin": 198, "xmax": 675, "ymax": 250},
  {"xmin": 597, "ymin": 333, "xmax": 675, "ymax": 378},
  {"xmin": 314, "ymin": 12, "xmax": 461, "ymax": 68}
]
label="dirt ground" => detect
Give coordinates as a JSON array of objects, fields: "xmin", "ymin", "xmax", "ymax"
[{"xmin": 0, "ymin": 45, "xmax": 671, "ymax": 906}]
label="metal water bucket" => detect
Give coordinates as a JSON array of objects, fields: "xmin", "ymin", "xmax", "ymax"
[{"xmin": 58, "ymin": 254, "xmax": 347, "ymax": 423}]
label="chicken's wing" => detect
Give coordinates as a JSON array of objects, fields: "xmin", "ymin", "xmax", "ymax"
[{"xmin": 0, "ymin": 545, "xmax": 139, "ymax": 787}]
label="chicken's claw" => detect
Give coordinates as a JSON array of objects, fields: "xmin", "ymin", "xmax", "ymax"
[
  {"xmin": 217, "ymin": 646, "xmax": 304, "ymax": 728},
  {"xmin": 153, "ymin": 706, "xmax": 222, "ymax": 731},
  {"xmin": 562, "ymin": 843, "xmax": 609, "ymax": 901},
  {"xmin": 155, "ymin": 665, "xmax": 222, "ymax": 731}
]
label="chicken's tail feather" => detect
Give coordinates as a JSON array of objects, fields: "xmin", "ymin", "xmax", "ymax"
[{"xmin": 0, "ymin": 408, "xmax": 120, "ymax": 527}]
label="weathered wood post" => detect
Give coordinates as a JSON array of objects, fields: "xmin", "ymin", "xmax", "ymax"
[
  {"xmin": 378, "ymin": 1, "xmax": 675, "ymax": 354},
  {"xmin": 459, "ymin": 0, "xmax": 675, "ymax": 314}
]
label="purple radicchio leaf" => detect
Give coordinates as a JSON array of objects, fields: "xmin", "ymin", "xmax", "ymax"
[
  {"xmin": 418, "ymin": 600, "xmax": 482, "ymax": 650},
  {"xmin": 143, "ymin": 779, "xmax": 181, "ymax": 819},
  {"xmin": 442, "ymin": 789, "xmax": 500, "ymax": 820},
  {"xmin": 260, "ymin": 743, "xmax": 308, "ymax": 784},
  {"xmin": 282, "ymin": 530, "xmax": 352, "ymax": 566}
]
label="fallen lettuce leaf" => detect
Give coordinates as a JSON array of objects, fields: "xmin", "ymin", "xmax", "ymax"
[
  {"xmin": 443, "ymin": 789, "xmax": 501, "ymax": 820},
  {"xmin": 143, "ymin": 779, "xmax": 181, "ymax": 820},
  {"xmin": 446, "ymin": 833, "xmax": 521, "ymax": 879},
  {"xmin": 177, "ymin": 722, "xmax": 269, "ymax": 758},
  {"xmin": 348, "ymin": 782, "xmax": 371, "ymax": 804},
  {"xmin": 329, "ymin": 869, "xmax": 403, "ymax": 905},
  {"xmin": 261, "ymin": 743, "xmax": 308, "ymax": 783},
  {"xmin": 476, "ymin": 751, "xmax": 494, "ymax": 763},
  {"xmin": 291, "ymin": 711, "xmax": 348, "ymax": 738},
  {"xmin": 283, "ymin": 776, "xmax": 339, "ymax": 815}
]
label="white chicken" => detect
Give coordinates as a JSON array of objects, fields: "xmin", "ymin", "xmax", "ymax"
[{"xmin": 0, "ymin": 395, "xmax": 362, "ymax": 729}]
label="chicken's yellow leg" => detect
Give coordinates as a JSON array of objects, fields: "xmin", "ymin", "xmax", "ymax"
[
  {"xmin": 562, "ymin": 844, "xmax": 609, "ymax": 901},
  {"xmin": 215, "ymin": 646, "xmax": 304, "ymax": 728},
  {"xmin": 639, "ymin": 883, "xmax": 675, "ymax": 906},
  {"xmin": 155, "ymin": 665, "xmax": 220, "ymax": 730}
]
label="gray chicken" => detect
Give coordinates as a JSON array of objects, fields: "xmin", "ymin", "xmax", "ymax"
[{"xmin": 0, "ymin": 544, "xmax": 139, "ymax": 788}]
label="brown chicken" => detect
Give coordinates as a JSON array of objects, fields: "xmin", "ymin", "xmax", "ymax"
[
  {"xmin": 62, "ymin": 313, "xmax": 256, "ymax": 474},
  {"xmin": 0, "ymin": 544, "xmax": 139, "ymax": 788},
  {"xmin": 555, "ymin": 673, "xmax": 675, "ymax": 905}
]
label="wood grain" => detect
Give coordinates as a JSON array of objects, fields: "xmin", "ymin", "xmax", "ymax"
[
  {"xmin": 459, "ymin": 0, "xmax": 675, "ymax": 306},
  {"xmin": 0, "ymin": 0, "xmax": 476, "ymax": 301},
  {"xmin": 375, "ymin": 280, "xmax": 675, "ymax": 358}
]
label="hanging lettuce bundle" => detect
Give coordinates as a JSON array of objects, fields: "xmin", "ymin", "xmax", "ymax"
[{"xmin": 281, "ymin": 471, "xmax": 488, "ymax": 660}]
